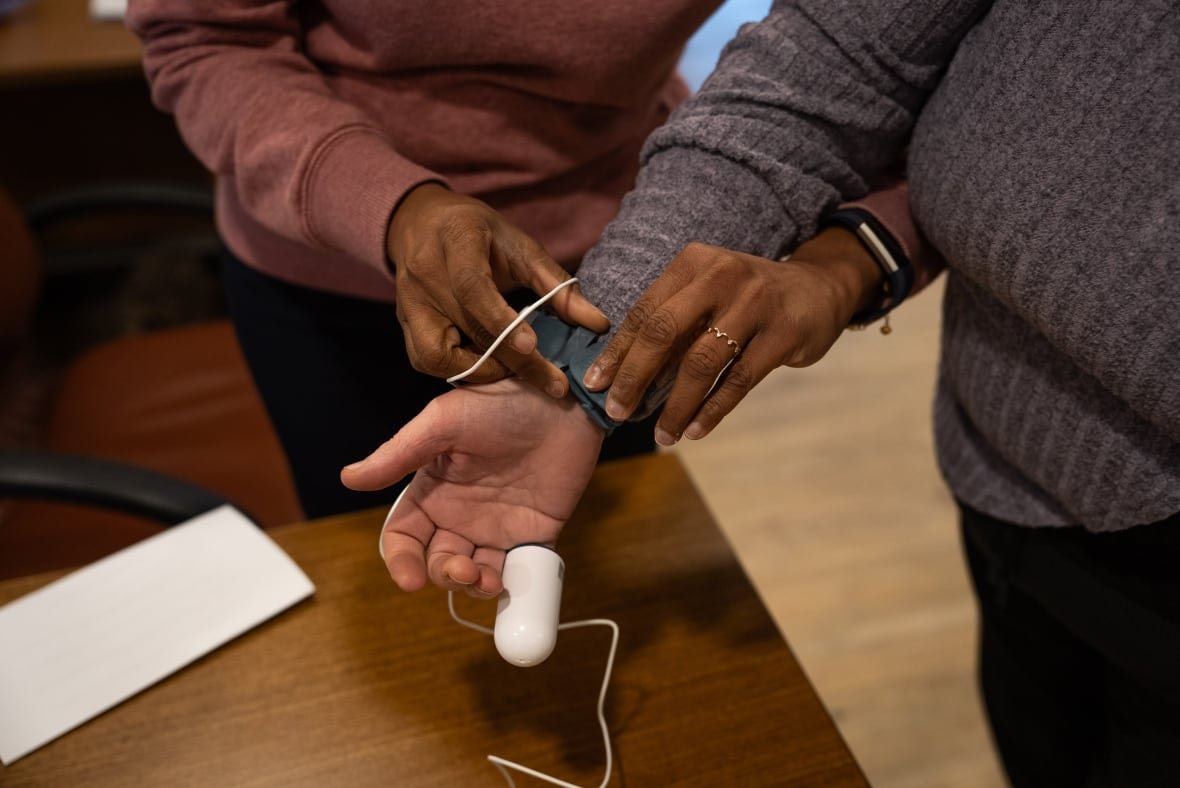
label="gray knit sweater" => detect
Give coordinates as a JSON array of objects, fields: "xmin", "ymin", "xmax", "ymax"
[{"xmin": 576, "ymin": 0, "xmax": 1180, "ymax": 531}]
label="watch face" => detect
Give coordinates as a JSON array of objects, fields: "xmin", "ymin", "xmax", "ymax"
[{"xmin": 855, "ymin": 223, "xmax": 901, "ymax": 275}]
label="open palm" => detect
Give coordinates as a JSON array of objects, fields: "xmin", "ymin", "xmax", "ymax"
[{"xmin": 341, "ymin": 379, "xmax": 605, "ymax": 596}]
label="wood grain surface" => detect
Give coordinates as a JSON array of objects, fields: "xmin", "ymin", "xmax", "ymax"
[
  {"xmin": 0, "ymin": 453, "xmax": 866, "ymax": 787},
  {"xmin": 0, "ymin": 0, "xmax": 141, "ymax": 86}
]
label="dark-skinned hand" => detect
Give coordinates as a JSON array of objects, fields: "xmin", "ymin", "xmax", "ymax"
[
  {"xmin": 387, "ymin": 182, "xmax": 609, "ymax": 397},
  {"xmin": 582, "ymin": 229, "xmax": 883, "ymax": 445}
]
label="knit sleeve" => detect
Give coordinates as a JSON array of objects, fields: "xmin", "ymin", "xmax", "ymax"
[
  {"xmin": 125, "ymin": 0, "xmax": 444, "ymax": 277},
  {"xmin": 578, "ymin": 0, "xmax": 986, "ymax": 330},
  {"xmin": 573, "ymin": 0, "xmax": 986, "ymax": 418}
]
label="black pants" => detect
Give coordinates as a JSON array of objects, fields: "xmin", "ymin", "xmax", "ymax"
[
  {"xmin": 960, "ymin": 503, "xmax": 1180, "ymax": 787},
  {"xmin": 221, "ymin": 247, "xmax": 655, "ymax": 519}
]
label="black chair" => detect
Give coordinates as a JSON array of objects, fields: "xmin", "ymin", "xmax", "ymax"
[{"xmin": 0, "ymin": 183, "xmax": 302, "ymax": 580}]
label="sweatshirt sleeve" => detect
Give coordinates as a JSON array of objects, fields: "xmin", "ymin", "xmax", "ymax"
[
  {"xmin": 125, "ymin": 0, "xmax": 444, "ymax": 275},
  {"xmin": 577, "ymin": 0, "xmax": 987, "ymax": 329}
]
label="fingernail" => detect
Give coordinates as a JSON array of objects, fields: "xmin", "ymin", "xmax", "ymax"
[
  {"xmin": 654, "ymin": 427, "xmax": 678, "ymax": 447},
  {"xmin": 512, "ymin": 330, "xmax": 534, "ymax": 354},
  {"xmin": 605, "ymin": 398, "xmax": 626, "ymax": 420},
  {"xmin": 684, "ymin": 421, "xmax": 707, "ymax": 440},
  {"xmin": 583, "ymin": 365, "xmax": 604, "ymax": 390},
  {"xmin": 547, "ymin": 380, "xmax": 566, "ymax": 398},
  {"xmin": 342, "ymin": 461, "xmax": 362, "ymax": 472}
]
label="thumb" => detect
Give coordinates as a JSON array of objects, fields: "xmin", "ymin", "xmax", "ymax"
[
  {"xmin": 509, "ymin": 241, "xmax": 610, "ymax": 333},
  {"xmin": 340, "ymin": 401, "xmax": 457, "ymax": 491},
  {"xmin": 550, "ymin": 280, "xmax": 611, "ymax": 334}
]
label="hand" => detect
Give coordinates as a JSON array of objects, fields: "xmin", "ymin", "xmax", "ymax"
[
  {"xmin": 582, "ymin": 230, "xmax": 882, "ymax": 444},
  {"xmin": 340, "ymin": 378, "xmax": 605, "ymax": 596},
  {"xmin": 387, "ymin": 183, "xmax": 609, "ymax": 396}
]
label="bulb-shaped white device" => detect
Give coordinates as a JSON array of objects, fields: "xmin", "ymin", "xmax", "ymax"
[{"xmin": 494, "ymin": 545, "xmax": 564, "ymax": 667}]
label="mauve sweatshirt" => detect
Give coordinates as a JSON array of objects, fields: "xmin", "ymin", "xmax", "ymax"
[
  {"xmin": 125, "ymin": 0, "xmax": 721, "ymax": 300},
  {"xmin": 576, "ymin": 0, "xmax": 1180, "ymax": 531}
]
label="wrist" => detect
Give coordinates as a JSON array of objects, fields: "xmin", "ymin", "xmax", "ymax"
[
  {"xmin": 565, "ymin": 395, "xmax": 611, "ymax": 440},
  {"xmin": 791, "ymin": 228, "xmax": 885, "ymax": 322},
  {"xmin": 386, "ymin": 181, "xmax": 450, "ymax": 270},
  {"xmin": 817, "ymin": 207, "xmax": 915, "ymax": 328}
]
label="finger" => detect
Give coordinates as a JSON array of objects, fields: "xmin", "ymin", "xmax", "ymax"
[
  {"xmin": 503, "ymin": 236, "xmax": 609, "ymax": 333},
  {"xmin": 466, "ymin": 546, "xmax": 507, "ymax": 598},
  {"xmin": 396, "ymin": 241, "xmax": 513, "ymax": 370},
  {"xmin": 582, "ymin": 248, "xmax": 702, "ymax": 392},
  {"xmin": 654, "ymin": 321, "xmax": 752, "ymax": 444},
  {"xmin": 382, "ymin": 531, "xmax": 430, "ymax": 592},
  {"xmin": 340, "ymin": 400, "xmax": 457, "ymax": 491},
  {"xmin": 430, "ymin": 554, "xmax": 482, "ymax": 591},
  {"xmin": 453, "ymin": 299, "xmax": 569, "ymax": 396},
  {"xmin": 488, "ymin": 342, "xmax": 570, "ymax": 398},
  {"xmin": 439, "ymin": 234, "xmax": 568, "ymax": 392},
  {"xmin": 426, "ymin": 530, "xmax": 479, "ymax": 590},
  {"xmin": 601, "ymin": 286, "xmax": 715, "ymax": 422},
  {"xmin": 550, "ymin": 281, "xmax": 610, "ymax": 334},
  {"xmin": 380, "ymin": 496, "xmax": 436, "ymax": 591},
  {"xmin": 681, "ymin": 334, "xmax": 780, "ymax": 441},
  {"xmin": 580, "ymin": 299, "xmax": 648, "ymax": 392},
  {"xmin": 402, "ymin": 310, "xmax": 511, "ymax": 383},
  {"xmin": 441, "ymin": 226, "xmax": 544, "ymax": 361}
]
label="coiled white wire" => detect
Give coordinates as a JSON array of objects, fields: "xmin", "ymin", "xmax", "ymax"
[{"xmin": 380, "ymin": 277, "xmax": 619, "ymax": 786}]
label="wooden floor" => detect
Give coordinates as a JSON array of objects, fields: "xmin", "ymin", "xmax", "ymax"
[{"xmin": 671, "ymin": 278, "xmax": 1009, "ymax": 787}]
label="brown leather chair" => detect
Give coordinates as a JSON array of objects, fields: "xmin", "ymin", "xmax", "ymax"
[{"xmin": 0, "ymin": 185, "xmax": 302, "ymax": 580}]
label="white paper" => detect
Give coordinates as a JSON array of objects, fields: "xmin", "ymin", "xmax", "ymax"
[
  {"xmin": 89, "ymin": 0, "xmax": 126, "ymax": 21},
  {"xmin": 0, "ymin": 505, "xmax": 314, "ymax": 764}
]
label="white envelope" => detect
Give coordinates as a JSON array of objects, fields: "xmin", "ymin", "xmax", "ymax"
[
  {"xmin": 0, "ymin": 505, "xmax": 314, "ymax": 764},
  {"xmin": 89, "ymin": 0, "xmax": 126, "ymax": 21}
]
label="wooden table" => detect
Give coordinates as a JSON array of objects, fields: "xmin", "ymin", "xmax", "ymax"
[
  {"xmin": 0, "ymin": 0, "xmax": 140, "ymax": 86},
  {"xmin": 0, "ymin": 454, "xmax": 866, "ymax": 786},
  {"xmin": 0, "ymin": 0, "xmax": 208, "ymax": 204}
]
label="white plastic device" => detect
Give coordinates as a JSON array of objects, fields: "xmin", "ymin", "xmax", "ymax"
[{"xmin": 494, "ymin": 545, "xmax": 565, "ymax": 667}]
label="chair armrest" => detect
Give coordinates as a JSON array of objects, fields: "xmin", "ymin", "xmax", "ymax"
[
  {"xmin": 0, "ymin": 450, "xmax": 257, "ymax": 527},
  {"xmin": 23, "ymin": 181, "xmax": 216, "ymax": 276}
]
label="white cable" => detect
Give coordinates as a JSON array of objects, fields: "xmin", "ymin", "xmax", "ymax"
[
  {"xmin": 448, "ymin": 594, "xmax": 619, "ymax": 788},
  {"xmin": 445, "ymin": 277, "xmax": 582, "ymax": 385},
  {"xmin": 379, "ymin": 513, "xmax": 620, "ymax": 788}
]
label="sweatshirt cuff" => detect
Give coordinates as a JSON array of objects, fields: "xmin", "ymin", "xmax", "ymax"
[{"xmin": 301, "ymin": 127, "xmax": 446, "ymax": 279}]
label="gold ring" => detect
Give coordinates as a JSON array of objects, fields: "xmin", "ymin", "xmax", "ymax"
[{"xmin": 706, "ymin": 326, "xmax": 742, "ymax": 357}]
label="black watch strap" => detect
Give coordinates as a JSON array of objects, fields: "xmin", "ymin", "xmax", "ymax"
[{"xmin": 819, "ymin": 207, "xmax": 914, "ymax": 325}]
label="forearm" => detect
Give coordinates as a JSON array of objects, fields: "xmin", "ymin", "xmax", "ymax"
[
  {"xmin": 574, "ymin": 0, "xmax": 983, "ymax": 419},
  {"xmin": 578, "ymin": 0, "xmax": 983, "ymax": 329}
]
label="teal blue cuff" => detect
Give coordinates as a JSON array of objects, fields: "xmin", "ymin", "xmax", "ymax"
[{"xmin": 527, "ymin": 313, "xmax": 620, "ymax": 435}]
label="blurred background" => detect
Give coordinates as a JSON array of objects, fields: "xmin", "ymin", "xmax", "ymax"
[{"xmin": 0, "ymin": 0, "xmax": 1004, "ymax": 784}]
